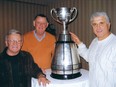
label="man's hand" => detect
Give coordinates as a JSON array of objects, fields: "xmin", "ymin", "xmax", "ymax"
[
  {"xmin": 38, "ymin": 74, "xmax": 50, "ymax": 87},
  {"xmin": 70, "ymin": 32, "xmax": 82, "ymax": 45}
]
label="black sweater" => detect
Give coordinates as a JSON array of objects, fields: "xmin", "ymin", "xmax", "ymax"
[{"xmin": 0, "ymin": 48, "xmax": 44, "ymax": 87}]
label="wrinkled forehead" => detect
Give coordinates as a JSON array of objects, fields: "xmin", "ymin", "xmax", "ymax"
[
  {"xmin": 35, "ymin": 16, "xmax": 48, "ymax": 23},
  {"xmin": 7, "ymin": 33, "xmax": 23, "ymax": 40},
  {"xmin": 91, "ymin": 16, "xmax": 107, "ymax": 23}
]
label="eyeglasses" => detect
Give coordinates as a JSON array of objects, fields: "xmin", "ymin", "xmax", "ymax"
[{"xmin": 7, "ymin": 40, "xmax": 22, "ymax": 44}]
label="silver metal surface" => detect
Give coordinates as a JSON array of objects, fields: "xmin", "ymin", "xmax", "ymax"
[{"xmin": 51, "ymin": 42, "xmax": 81, "ymax": 74}]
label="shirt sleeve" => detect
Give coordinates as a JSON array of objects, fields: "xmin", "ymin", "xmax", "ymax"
[{"xmin": 77, "ymin": 43, "xmax": 89, "ymax": 62}]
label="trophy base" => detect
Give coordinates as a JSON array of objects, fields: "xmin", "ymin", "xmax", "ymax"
[{"xmin": 50, "ymin": 72, "xmax": 81, "ymax": 80}]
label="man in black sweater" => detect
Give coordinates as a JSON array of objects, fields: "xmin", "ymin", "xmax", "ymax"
[{"xmin": 0, "ymin": 29, "xmax": 50, "ymax": 87}]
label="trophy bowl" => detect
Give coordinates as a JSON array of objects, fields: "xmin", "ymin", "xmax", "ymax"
[{"xmin": 51, "ymin": 7, "xmax": 77, "ymax": 24}]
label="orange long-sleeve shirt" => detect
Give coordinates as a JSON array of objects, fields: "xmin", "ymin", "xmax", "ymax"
[{"xmin": 22, "ymin": 30, "xmax": 56, "ymax": 69}]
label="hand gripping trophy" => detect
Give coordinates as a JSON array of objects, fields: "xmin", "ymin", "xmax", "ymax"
[{"xmin": 50, "ymin": 7, "xmax": 81, "ymax": 79}]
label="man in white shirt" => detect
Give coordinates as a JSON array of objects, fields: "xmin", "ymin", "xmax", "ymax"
[{"xmin": 70, "ymin": 12, "xmax": 116, "ymax": 87}]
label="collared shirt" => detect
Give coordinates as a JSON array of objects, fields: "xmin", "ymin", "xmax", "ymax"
[{"xmin": 34, "ymin": 30, "xmax": 46, "ymax": 41}]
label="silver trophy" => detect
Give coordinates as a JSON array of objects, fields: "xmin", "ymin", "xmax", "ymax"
[
  {"xmin": 50, "ymin": 7, "xmax": 81, "ymax": 79},
  {"xmin": 51, "ymin": 7, "xmax": 77, "ymax": 34}
]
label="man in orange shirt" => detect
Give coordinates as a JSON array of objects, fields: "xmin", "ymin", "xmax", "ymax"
[{"xmin": 22, "ymin": 14, "xmax": 56, "ymax": 71}]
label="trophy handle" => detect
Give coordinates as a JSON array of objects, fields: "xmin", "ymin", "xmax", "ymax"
[
  {"xmin": 50, "ymin": 8, "xmax": 62, "ymax": 24},
  {"xmin": 69, "ymin": 7, "xmax": 77, "ymax": 22}
]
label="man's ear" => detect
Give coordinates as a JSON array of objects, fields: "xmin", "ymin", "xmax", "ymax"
[
  {"xmin": 5, "ymin": 40, "xmax": 8, "ymax": 47},
  {"xmin": 108, "ymin": 23, "xmax": 111, "ymax": 31},
  {"xmin": 33, "ymin": 21, "xmax": 35, "ymax": 27},
  {"xmin": 108, "ymin": 23, "xmax": 111, "ymax": 27},
  {"xmin": 46, "ymin": 23, "xmax": 49, "ymax": 28}
]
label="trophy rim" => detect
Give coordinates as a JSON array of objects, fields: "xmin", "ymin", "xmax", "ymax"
[{"xmin": 56, "ymin": 7, "xmax": 73, "ymax": 10}]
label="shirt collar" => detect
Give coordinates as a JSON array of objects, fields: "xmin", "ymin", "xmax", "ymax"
[
  {"xmin": 97, "ymin": 33, "xmax": 113, "ymax": 43},
  {"xmin": 34, "ymin": 30, "xmax": 46, "ymax": 42}
]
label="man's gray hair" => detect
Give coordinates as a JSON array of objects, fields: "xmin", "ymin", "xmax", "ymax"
[
  {"xmin": 5, "ymin": 29, "xmax": 23, "ymax": 40},
  {"xmin": 90, "ymin": 12, "xmax": 110, "ymax": 23}
]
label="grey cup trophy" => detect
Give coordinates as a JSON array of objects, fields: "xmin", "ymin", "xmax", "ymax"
[{"xmin": 50, "ymin": 7, "xmax": 81, "ymax": 79}]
